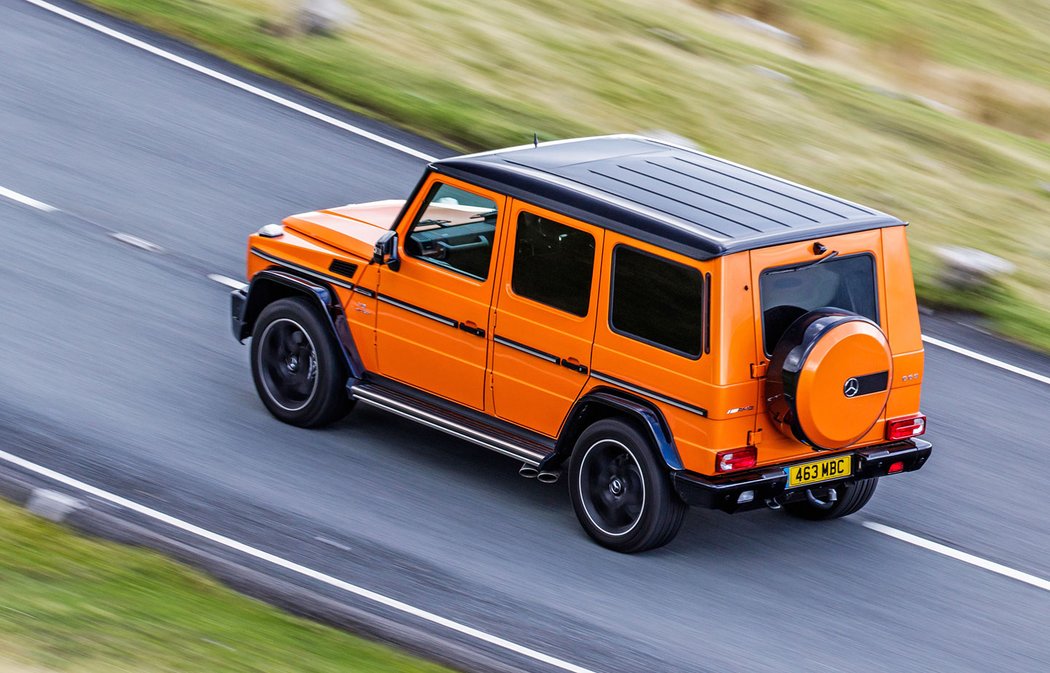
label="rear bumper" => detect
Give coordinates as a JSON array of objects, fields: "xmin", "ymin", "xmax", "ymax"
[{"xmin": 671, "ymin": 438, "xmax": 932, "ymax": 512}]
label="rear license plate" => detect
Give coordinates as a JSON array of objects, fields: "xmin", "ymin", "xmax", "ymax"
[{"xmin": 786, "ymin": 455, "xmax": 852, "ymax": 488}]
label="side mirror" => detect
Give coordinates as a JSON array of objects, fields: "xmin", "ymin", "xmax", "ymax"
[{"xmin": 372, "ymin": 230, "xmax": 400, "ymax": 271}]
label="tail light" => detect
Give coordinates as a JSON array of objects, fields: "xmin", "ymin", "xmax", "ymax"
[
  {"xmin": 886, "ymin": 414, "xmax": 926, "ymax": 441},
  {"xmin": 716, "ymin": 447, "xmax": 757, "ymax": 472}
]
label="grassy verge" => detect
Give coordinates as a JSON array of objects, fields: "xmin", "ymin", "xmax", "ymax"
[
  {"xmin": 0, "ymin": 498, "xmax": 452, "ymax": 673},
  {"xmin": 77, "ymin": 0, "xmax": 1050, "ymax": 350}
]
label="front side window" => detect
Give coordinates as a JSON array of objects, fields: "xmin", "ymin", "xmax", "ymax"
[
  {"xmin": 511, "ymin": 212, "xmax": 595, "ymax": 317},
  {"xmin": 760, "ymin": 253, "xmax": 879, "ymax": 354},
  {"xmin": 610, "ymin": 246, "xmax": 704, "ymax": 358},
  {"xmin": 404, "ymin": 182, "xmax": 498, "ymax": 280}
]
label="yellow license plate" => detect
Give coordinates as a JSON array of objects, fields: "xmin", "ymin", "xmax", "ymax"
[{"xmin": 786, "ymin": 455, "xmax": 852, "ymax": 488}]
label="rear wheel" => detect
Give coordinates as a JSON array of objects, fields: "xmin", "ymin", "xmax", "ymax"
[
  {"xmin": 250, "ymin": 297, "xmax": 353, "ymax": 428},
  {"xmin": 783, "ymin": 477, "xmax": 878, "ymax": 520},
  {"xmin": 568, "ymin": 419, "xmax": 686, "ymax": 553}
]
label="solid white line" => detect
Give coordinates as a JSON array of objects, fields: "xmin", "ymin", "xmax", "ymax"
[
  {"xmin": 862, "ymin": 521, "xmax": 1050, "ymax": 593},
  {"xmin": 922, "ymin": 335, "xmax": 1050, "ymax": 386},
  {"xmin": 0, "ymin": 185, "xmax": 58, "ymax": 212},
  {"xmin": 22, "ymin": 0, "xmax": 438, "ymax": 163},
  {"xmin": 207, "ymin": 274, "xmax": 248, "ymax": 290},
  {"xmin": 0, "ymin": 448, "xmax": 596, "ymax": 673}
]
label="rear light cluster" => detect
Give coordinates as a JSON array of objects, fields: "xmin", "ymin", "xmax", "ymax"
[
  {"xmin": 886, "ymin": 414, "xmax": 927, "ymax": 441},
  {"xmin": 716, "ymin": 447, "xmax": 756, "ymax": 473}
]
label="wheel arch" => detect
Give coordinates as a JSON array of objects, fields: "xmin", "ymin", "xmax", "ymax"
[
  {"xmin": 546, "ymin": 388, "xmax": 684, "ymax": 471},
  {"xmin": 236, "ymin": 269, "xmax": 365, "ymax": 380}
]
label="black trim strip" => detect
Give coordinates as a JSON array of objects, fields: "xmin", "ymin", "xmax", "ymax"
[
  {"xmin": 353, "ymin": 287, "xmax": 376, "ymax": 298},
  {"xmin": 493, "ymin": 335, "xmax": 559, "ymax": 365},
  {"xmin": 377, "ymin": 294, "xmax": 458, "ymax": 328},
  {"xmin": 591, "ymin": 371, "xmax": 707, "ymax": 417},
  {"xmin": 703, "ymin": 272, "xmax": 711, "ymax": 355},
  {"xmin": 250, "ymin": 247, "xmax": 355, "ymax": 291}
]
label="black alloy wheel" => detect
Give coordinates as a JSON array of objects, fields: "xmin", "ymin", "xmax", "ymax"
[
  {"xmin": 569, "ymin": 419, "xmax": 686, "ymax": 553},
  {"xmin": 250, "ymin": 297, "xmax": 353, "ymax": 427}
]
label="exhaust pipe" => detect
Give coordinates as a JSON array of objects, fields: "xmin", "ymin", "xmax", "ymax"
[
  {"xmin": 519, "ymin": 464, "xmax": 539, "ymax": 479},
  {"xmin": 536, "ymin": 471, "xmax": 560, "ymax": 484}
]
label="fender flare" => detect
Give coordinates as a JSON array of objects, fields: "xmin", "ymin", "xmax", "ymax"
[
  {"xmin": 544, "ymin": 388, "xmax": 684, "ymax": 471},
  {"xmin": 232, "ymin": 269, "xmax": 365, "ymax": 380}
]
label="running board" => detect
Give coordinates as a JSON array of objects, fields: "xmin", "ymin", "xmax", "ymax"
[{"xmin": 350, "ymin": 381, "xmax": 552, "ymax": 467}]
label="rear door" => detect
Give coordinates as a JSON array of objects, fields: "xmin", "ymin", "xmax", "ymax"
[{"xmin": 489, "ymin": 201, "xmax": 604, "ymax": 436}]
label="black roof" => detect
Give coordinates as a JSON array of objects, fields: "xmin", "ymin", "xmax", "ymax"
[{"xmin": 431, "ymin": 136, "xmax": 903, "ymax": 260}]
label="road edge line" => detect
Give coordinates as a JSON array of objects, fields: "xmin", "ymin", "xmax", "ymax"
[
  {"xmin": 22, "ymin": 0, "xmax": 438, "ymax": 163},
  {"xmin": 861, "ymin": 521, "xmax": 1050, "ymax": 593},
  {"xmin": 921, "ymin": 335, "xmax": 1050, "ymax": 386},
  {"xmin": 0, "ymin": 448, "xmax": 597, "ymax": 673}
]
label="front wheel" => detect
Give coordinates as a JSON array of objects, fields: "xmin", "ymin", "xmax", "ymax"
[
  {"xmin": 568, "ymin": 419, "xmax": 686, "ymax": 553},
  {"xmin": 250, "ymin": 297, "xmax": 353, "ymax": 428},
  {"xmin": 782, "ymin": 477, "xmax": 878, "ymax": 520}
]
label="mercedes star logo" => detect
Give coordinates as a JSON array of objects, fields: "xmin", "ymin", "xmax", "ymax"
[{"xmin": 843, "ymin": 377, "xmax": 860, "ymax": 398}]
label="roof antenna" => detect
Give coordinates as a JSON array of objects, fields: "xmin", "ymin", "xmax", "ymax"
[{"xmin": 532, "ymin": 132, "xmax": 539, "ymax": 148}]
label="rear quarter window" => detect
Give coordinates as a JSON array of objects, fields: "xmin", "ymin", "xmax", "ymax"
[
  {"xmin": 760, "ymin": 253, "xmax": 878, "ymax": 355},
  {"xmin": 610, "ymin": 245, "xmax": 703, "ymax": 358}
]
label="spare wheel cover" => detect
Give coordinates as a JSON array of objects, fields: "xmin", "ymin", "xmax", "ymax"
[{"xmin": 766, "ymin": 310, "xmax": 892, "ymax": 450}]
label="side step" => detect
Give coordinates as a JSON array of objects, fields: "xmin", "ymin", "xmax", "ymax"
[{"xmin": 350, "ymin": 380, "xmax": 553, "ymax": 467}]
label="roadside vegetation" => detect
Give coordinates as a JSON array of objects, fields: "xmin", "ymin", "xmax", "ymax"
[
  {"xmin": 0, "ymin": 499, "xmax": 451, "ymax": 673},
  {"xmin": 83, "ymin": 0, "xmax": 1050, "ymax": 349}
]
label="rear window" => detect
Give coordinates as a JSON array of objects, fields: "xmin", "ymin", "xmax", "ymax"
[
  {"xmin": 610, "ymin": 246, "xmax": 703, "ymax": 358},
  {"xmin": 760, "ymin": 253, "xmax": 878, "ymax": 354}
]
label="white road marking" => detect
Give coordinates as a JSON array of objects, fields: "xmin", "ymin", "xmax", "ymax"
[
  {"xmin": 207, "ymin": 274, "xmax": 248, "ymax": 290},
  {"xmin": 862, "ymin": 521, "xmax": 1050, "ymax": 593},
  {"xmin": 23, "ymin": 0, "xmax": 438, "ymax": 163},
  {"xmin": 0, "ymin": 185, "xmax": 58, "ymax": 212},
  {"xmin": 111, "ymin": 232, "xmax": 163, "ymax": 253},
  {"xmin": 922, "ymin": 335, "xmax": 1050, "ymax": 387},
  {"xmin": 0, "ymin": 448, "xmax": 597, "ymax": 673}
]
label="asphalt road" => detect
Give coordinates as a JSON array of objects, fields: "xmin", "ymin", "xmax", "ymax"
[{"xmin": 2, "ymin": 1, "xmax": 1049, "ymax": 671}]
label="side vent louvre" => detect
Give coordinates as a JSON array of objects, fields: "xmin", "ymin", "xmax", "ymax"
[{"xmin": 328, "ymin": 259, "xmax": 359, "ymax": 279}]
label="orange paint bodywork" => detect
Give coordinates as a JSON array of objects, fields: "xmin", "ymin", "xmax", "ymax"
[{"xmin": 246, "ymin": 171, "xmax": 924, "ymax": 477}]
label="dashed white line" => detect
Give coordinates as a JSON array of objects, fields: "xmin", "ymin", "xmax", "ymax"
[
  {"xmin": 207, "ymin": 274, "xmax": 248, "ymax": 290},
  {"xmin": 111, "ymin": 232, "xmax": 163, "ymax": 253},
  {"xmin": 23, "ymin": 0, "xmax": 438, "ymax": 163},
  {"xmin": 922, "ymin": 335, "xmax": 1050, "ymax": 387},
  {"xmin": 0, "ymin": 448, "xmax": 597, "ymax": 673},
  {"xmin": 0, "ymin": 185, "xmax": 58, "ymax": 212},
  {"xmin": 862, "ymin": 521, "xmax": 1050, "ymax": 593}
]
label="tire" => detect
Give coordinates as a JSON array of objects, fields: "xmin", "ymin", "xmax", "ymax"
[
  {"xmin": 568, "ymin": 419, "xmax": 686, "ymax": 553},
  {"xmin": 250, "ymin": 297, "xmax": 353, "ymax": 428},
  {"xmin": 783, "ymin": 477, "xmax": 878, "ymax": 521}
]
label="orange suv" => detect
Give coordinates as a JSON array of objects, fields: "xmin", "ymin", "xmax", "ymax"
[{"xmin": 231, "ymin": 136, "xmax": 931, "ymax": 552}]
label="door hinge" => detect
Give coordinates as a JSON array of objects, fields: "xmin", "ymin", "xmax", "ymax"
[
  {"xmin": 751, "ymin": 362, "xmax": 768, "ymax": 378},
  {"xmin": 747, "ymin": 429, "xmax": 763, "ymax": 446}
]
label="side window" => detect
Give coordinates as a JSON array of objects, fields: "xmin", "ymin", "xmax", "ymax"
[
  {"xmin": 610, "ymin": 246, "xmax": 703, "ymax": 358},
  {"xmin": 404, "ymin": 182, "xmax": 498, "ymax": 280},
  {"xmin": 511, "ymin": 212, "xmax": 595, "ymax": 317}
]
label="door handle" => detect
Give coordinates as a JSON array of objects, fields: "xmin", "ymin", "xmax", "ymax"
[
  {"xmin": 560, "ymin": 357, "xmax": 588, "ymax": 374},
  {"xmin": 458, "ymin": 320, "xmax": 485, "ymax": 338}
]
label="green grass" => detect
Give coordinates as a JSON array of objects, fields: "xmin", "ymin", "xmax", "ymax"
[
  {"xmin": 0, "ymin": 499, "xmax": 452, "ymax": 673},
  {"xmin": 78, "ymin": 0, "xmax": 1050, "ymax": 350}
]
